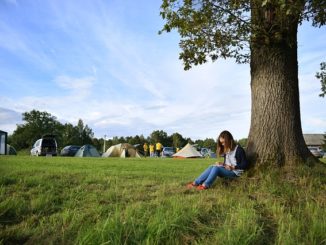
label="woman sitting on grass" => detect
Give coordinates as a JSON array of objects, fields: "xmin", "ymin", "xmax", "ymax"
[{"xmin": 187, "ymin": 130, "xmax": 248, "ymax": 190}]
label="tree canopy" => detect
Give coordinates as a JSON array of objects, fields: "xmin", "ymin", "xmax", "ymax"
[
  {"xmin": 9, "ymin": 110, "xmax": 62, "ymax": 149},
  {"xmin": 160, "ymin": 0, "xmax": 326, "ymax": 70},
  {"xmin": 9, "ymin": 110, "xmax": 94, "ymax": 150}
]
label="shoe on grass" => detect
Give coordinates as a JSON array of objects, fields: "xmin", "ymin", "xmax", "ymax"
[
  {"xmin": 196, "ymin": 185, "xmax": 208, "ymax": 190},
  {"xmin": 186, "ymin": 182, "xmax": 198, "ymax": 189}
]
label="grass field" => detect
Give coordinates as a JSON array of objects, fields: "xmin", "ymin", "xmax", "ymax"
[{"xmin": 0, "ymin": 156, "xmax": 325, "ymax": 245}]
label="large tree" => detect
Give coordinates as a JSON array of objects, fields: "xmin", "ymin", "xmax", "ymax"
[
  {"xmin": 149, "ymin": 130, "xmax": 169, "ymax": 146},
  {"xmin": 171, "ymin": 132, "xmax": 187, "ymax": 148},
  {"xmin": 76, "ymin": 119, "xmax": 94, "ymax": 145},
  {"xmin": 9, "ymin": 111, "xmax": 95, "ymax": 150},
  {"xmin": 10, "ymin": 110, "xmax": 62, "ymax": 150},
  {"xmin": 160, "ymin": 0, "xmax": 325, "ymax": 167}
]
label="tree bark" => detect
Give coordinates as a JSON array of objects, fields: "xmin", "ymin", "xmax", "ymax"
[{"xmin": 247, "ymin": 7, "xmax": 313, "ymax": 167}]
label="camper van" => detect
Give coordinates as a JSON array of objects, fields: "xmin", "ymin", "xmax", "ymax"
[{"xmin": 31, "ymin": 134, "xmax": 57, "ymax": 156}]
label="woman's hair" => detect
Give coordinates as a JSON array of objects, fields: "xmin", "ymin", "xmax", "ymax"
[{"xmin": 217, "ymin": 130, "xmax": 236, "ymax": 155}]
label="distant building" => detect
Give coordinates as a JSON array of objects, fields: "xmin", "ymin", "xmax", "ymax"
[{"xmin": 303, "ymin": 134, "xmax": 325, "ymax": 149}]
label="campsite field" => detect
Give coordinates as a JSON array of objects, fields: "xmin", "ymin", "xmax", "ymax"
[{"xmin": 0, "ymin": 156, "xmax": 325, "ymax": 244}]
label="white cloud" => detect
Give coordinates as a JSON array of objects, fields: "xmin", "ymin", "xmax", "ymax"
[
  {"xmin": 0, "ymin": 22, "xmax": 55, "ymax": 70},
  {"xmin": 0, "ymin": 107, "xmax": 21, "ymax": 122},
  {"xmin": 54, "ymin": 75, "xmax": 96, "ymax": 91},
  {"xmin": 0, "ymin": 107, "xmax": 22, "ymax": 133},
  {"xmin": 307, "ymin": 118, "xmax": 326, "ymax": 128}
]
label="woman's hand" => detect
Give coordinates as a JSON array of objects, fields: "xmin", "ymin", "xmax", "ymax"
[{"xmin": 224, "ymin": 165, "xmax": 234, "ymax": 170}]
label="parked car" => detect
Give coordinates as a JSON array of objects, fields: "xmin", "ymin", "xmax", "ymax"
[
  {"xmin": 161, "ymin": 147, "xmax": 175, "ymax": 157},
  {"xmin": 60, "ymin": 145, "xmax": 81, "ymax": 156},
  {"xmin": 319, "ymin": 150, "xmax": 326, "ymax": 158},
  {"xmin": 200, "ymin": 148, "xmax": 217, "ymax": 158},
  {"xmin": 200, "ymin": 148, "xmax": 210, "ymax": 157},
  {"xmin": 31, "ymin": 134, "xmax": 57, "ymax": 156},
  {"xmin": 308, "ymin": 146, "xmax": 323, "ymax": 158}
]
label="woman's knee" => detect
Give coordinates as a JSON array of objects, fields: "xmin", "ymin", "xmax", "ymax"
[{"xmin": 214, "ymin": 166, "xmax": 223, "ymax": 176}]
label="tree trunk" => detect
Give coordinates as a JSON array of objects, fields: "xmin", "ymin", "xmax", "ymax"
[{"xmin": 246, "ymin": 9, "xmax": 313, "ymax": 167}]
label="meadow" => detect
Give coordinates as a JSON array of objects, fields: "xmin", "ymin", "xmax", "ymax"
[{"xmin": 0, "ymin": 156, "xmax": 325, "ymax": 245}]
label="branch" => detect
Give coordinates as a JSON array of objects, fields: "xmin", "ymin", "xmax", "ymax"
[{"xmin": 211, "ymin": 2, "xmax": 250, "ymax": 27}]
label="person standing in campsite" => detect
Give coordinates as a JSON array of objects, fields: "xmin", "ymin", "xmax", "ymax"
[
  {"xmin": 187, "ymin": 130, "xmax": 248, "ymax": 190},
  {"xmin": 143, "ymin": 143, "xmax": 148, "ymax": 157},
  {"xmin": 155, "ymin": 142, "xmax": 163, "ymax": 157},
  {"xmin": 149, "ymin": 143, "xmax": 155, "ymax": 157}
]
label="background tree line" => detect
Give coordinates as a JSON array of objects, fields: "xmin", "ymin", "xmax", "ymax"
[
  {"xmin": 8, "ymin": 110, "xmax": 94, "ymax": 151},
  {"xmin": 8, "ymin": 110, "xmax": 250, "ymax": 154}
]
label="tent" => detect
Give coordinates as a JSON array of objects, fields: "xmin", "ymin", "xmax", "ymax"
[
  {"xmin": 102, "ymin": 143, "xmax": 142, "ymax": 158},
  {"xmin": 7, "ymin": 144, "xmax": 17, "ymax": 155},
  {"xmin": 173, "ymin": 143, "xmax": 202, "ymax": 158},
  {"xmin": 75, "ymin": 144, "xmax": 100, "ymax": 157}
]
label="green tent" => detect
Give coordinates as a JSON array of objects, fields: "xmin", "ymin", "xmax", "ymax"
[{"xmin": 74, "ymin": 144, "xmax": 100, "ymax": 157}]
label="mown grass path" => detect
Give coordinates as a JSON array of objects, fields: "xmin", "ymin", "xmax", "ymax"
[{"xmin": 1, "ymin": 156, "xmax": 325, "ymax": 244}]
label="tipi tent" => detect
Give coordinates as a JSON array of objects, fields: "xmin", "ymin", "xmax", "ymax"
[
  {"xmin": 102, "ymin": 143, "xmax": 142, "ymax": 158},
  {"xmin": 75, "ymin": 144, "xmax": 100, "ymax": 157},
  {"xmin": 173, "ymin": 143, "xmax": 202, "ymax": 158}
]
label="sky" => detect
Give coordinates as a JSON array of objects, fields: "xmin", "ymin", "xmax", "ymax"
[{"xmin": 0, "ymin": 0, "xmax": 325, "ymax": 141}]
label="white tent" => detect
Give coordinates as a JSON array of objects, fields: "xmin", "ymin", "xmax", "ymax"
[
  {"xmin": 102, "ymin": 143, "xmax": 142, "ymax": 158},
  {"xmin": 172, "ymin": 143, "xmax": 202, "ymax": 158}
]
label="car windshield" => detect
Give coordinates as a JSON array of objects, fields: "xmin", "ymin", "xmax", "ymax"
[
  {"xmin": 308, "ymin": 147, "xmax": 318, "ymax": 151},
  {"xmin": 164, "ymin": 147, "xmax": 174, "ymax": 151}
]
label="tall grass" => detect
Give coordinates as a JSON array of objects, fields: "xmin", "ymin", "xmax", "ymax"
[{"xmin": 0, "ymin": 156, "xmax": 325, "ymax": 244}]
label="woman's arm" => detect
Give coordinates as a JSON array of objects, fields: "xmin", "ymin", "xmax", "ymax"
[{"xmin": 235, "ymin": 146, "xmax": 248, "ymax": 170}]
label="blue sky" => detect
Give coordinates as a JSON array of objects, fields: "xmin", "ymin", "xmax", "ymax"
[{"xmin": 0, "ymin": 0, "xmax": 325, "ymax": 141}]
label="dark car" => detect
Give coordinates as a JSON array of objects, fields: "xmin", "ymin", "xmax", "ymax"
[
  {"xmin": 31, "ymin": 134, "xmax": 58, "ymax": 156},
  {"xmin": 60, "ymin": 145, "xmax": 81, "ymax": 156}
]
